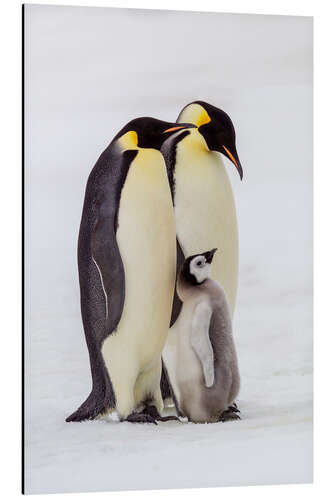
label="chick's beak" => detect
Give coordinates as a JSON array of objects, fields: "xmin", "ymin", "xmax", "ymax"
[{"xmin": 205, "ymin": 248, "xmax": 218, "ymax": 263}]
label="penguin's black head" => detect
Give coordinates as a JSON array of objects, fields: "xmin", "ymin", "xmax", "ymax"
[
  {"xmin": 180, "ymin": 248, "xmax": 218, "ymax": 286},
  {"xmin": 113, "ymin": 117, "xmax": 196, "ymax": 151},
  {"xmin": 177, "ymin": 101, "xmax": 243, "ymax": 180}
]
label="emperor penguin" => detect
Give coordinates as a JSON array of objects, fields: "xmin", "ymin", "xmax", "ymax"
[
  {"xmin": 160, "ymin": 101, "xmax": 243, "ymax": 402},
  {"xmin": 162, "ymin": 101, "xmax": 243, "ymax": 318},
  {"xmin": 167, "ymin": 249, "xmax": 240, "ymax": 423},
  {"xmin": 66, "ymin": 118, "xmax": 195, "ymax": 424}
]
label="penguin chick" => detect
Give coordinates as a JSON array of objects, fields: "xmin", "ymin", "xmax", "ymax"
[{"xmin": 173, "ymin": 249, "xmax": 240, "ymax": 423}]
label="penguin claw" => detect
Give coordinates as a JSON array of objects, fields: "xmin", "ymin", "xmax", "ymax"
[
  {"xmin": 228, "ymin": 403, "xmax": 240, "ymax": 413},
  {"xmin": 157, "ymin": 415, "xmax": 181, "ymax": 422},
  {"xmin": 126, "ymin": 412, "xmax": 158, "ymax": 425},
  {"xmin": 219, "ymin": 407, "xmax": 241, "ymax": 422},
  {"xmin": 143, "ymin": 405, "xmax": 180, "ymax": 423}
]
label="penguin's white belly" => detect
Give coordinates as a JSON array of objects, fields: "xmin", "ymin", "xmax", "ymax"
[
  {"xmin": 101, "ymin": 150, "xmax": 176, "ymax": 413},
  {"xmin": 174, "ymin": 148, "xmax": 238, "ymax": 313},
  {"xmin": 163, "ymin": 303, "xmax": 202, "ymax": 406}
]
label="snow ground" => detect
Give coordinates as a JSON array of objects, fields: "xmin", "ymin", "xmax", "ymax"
[{"xmin": 24, "ymin": 6, "xmax": 313, "ymax": 494}]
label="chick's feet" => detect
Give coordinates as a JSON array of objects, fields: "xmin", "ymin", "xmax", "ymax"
[{"xmin": 219, "ymin": 404, "xmax": 241, "ymax": 422}]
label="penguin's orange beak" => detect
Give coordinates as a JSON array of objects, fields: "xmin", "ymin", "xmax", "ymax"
[
  {"xmin": 222, "ymin": 145, "xmax": 243, "ymax": 180},
  {"xmin": 163, "ymin": 125, "xmax": 188, "ymax": 134}
]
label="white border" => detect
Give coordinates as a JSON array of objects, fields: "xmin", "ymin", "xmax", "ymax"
[{"xmin": 1, "ymin": 0, "xmax": 332, "ymax": 499}]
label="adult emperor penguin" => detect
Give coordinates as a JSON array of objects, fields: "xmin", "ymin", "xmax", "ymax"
[
  {"xmin": 163, "ymin": 100, "xmax": 243, "ymax": 316},
  {"xmin": 66, "ymin": 117, "xmax": 195, "ymax": 424},
  {"xmin": 161, "ymin": 101, "xmax": 243, "ymax": 402},
  {"xmin": 166, "ymin": 249, "xmax": 240, "ymax": 423}
]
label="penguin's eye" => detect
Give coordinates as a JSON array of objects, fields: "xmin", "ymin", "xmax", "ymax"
[{"xmin": 197, "ymin": 260, "xmax": 204, "ymax": 267}]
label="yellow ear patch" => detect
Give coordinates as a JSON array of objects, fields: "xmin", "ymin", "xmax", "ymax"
[
  {"xmin": 118, "ymin": 130, "xmax": 138, "ymax": 150},
  {"xmin": 196, "ymin": 108, "xmax": 211, "ymax": 128}
]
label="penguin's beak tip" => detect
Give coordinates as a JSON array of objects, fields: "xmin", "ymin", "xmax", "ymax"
[
  {"xmin": 239, "ymin": 167, "xmax": 243, "ymax": 181},
  {"xmin": 233, "ymin": 159, "xmax": 243, "ymax": 181},
  {"xmin": 222, "ymin": 145, "xmax": 243, "ymax": 180},
  {"xmin": 206, "ymin": 248, "xmax": 218, "ymax": 263}
]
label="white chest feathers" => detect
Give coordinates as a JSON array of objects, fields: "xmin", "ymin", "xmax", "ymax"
[
  {"xmin": 163, "ymin": 297, "xmax": 215, "ymax": 410},
  {"xmin": 176, "ymin": 299, "xmax": 214, "ymax": 388},
  {"xmin": 173, "ymin": 130, "xmax": 239, "ymax": 314}
]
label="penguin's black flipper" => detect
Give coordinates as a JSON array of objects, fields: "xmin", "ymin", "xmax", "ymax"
[
  {"xmin": 90, "ymin": 149, "xmax": 138, "ymax": 333},
  {"xmin": 91, "ymin": 215, "xmax": 125, "ymax": 332}
]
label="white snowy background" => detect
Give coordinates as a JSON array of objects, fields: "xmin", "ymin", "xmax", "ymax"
[{"xmin": 24, "ymin": 5, "xmax": 313, "ymax": 495}]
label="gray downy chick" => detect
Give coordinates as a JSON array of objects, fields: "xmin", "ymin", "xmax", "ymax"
[{"xmin": 164, "ymin": 249, "xmax": 240, "ymax": 423}]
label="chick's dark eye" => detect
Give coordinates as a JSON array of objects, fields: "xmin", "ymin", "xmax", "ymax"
[{"xmin": 197, "ymin": 260, "xmax": 203, "ymax": 267}]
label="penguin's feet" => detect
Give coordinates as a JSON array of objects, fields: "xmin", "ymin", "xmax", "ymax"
[
  {"xmin": 228, "ymin": 402, "xmax": 240, "ymax": 413},
  {"xmin": 144, "ymin": 404, "xmax": 180, "ymax": 423},
  {"xmin": 126, "ymin": 411, "xmax": 158, "ymax": 425},
  {"xmin": 219, "ymin": 406, "xmax": 241, "ymax": 423}
]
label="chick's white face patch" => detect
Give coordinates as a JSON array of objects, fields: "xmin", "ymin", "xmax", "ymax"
[{"xmin": 190, "ymin": 255, "xmax": 211, "ymax": 283}]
